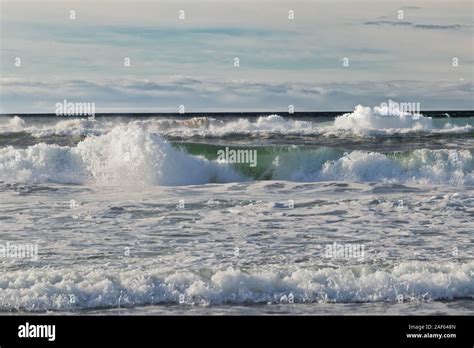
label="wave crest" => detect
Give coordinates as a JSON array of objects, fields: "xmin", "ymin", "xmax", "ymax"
[
  {"xmin": 0, "ymin": 124, "xmax": 243, "ymax": 185},
  {"xmin": 333, "ymin": 104, "xmax": 433, "ymax": 134},
  {"xmin": 0, "ymin": 124, "xmax": 472, "ymax": 186},
  {"xmin": 1, "ymin": 105, "xmax": 472, "ymax": 139}
]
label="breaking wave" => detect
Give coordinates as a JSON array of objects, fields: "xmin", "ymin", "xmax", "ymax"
[
  {"xmin": 272, "ymin": 148, "xmax": 473, "ymax": 186},
  {"xmin": 0, "ymin": 123, "xmax": 472, "ymax": 186},
  {"xmin": 1, "ymin": 103, "xmax": 472, "ymax": 139},
  {"xmin": 0, "ymin": 124, "xmax": 243, "ymax": 185},
  {"xmin": 0, "ymin": 261, "xmax": 472, "ymax": 311}
]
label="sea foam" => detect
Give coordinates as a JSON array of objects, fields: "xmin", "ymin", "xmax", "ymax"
[
  {"xmin": 0, "ymin": 261, "xmax": 472, "ymax": 311},
  {"xmin": 0, "ymin": 123, "xmax": 472, "ymax": 186},
  {"xmin": 333, "ymin": 104, "xmax": 434, "ymax": 134},
  {"xmin": 272, "ymin": 148, "xmax": 473, "ymax": 186},
  {"xmin": 0, "ymin": 104, "xmax": 472, "ymax": 139},
  {"xmin": 0, "ymin": 124, "xmax": 244, "ymax": 185}
]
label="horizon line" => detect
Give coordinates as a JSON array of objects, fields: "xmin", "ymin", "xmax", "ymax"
[{"xmin": 0, "ymin": 109, "xmax": 472, "ymax": 117}]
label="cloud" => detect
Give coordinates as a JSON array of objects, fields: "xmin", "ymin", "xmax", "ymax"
[
  {"xmin": 1, "ymin": 77, "xmax": 472, "ymax": 113},
  {"xmin": 364, "ymin": 20, "xmax": 465, "ymax": 30},
  {"xmin": 1, "ymin": 1, "xmax": 472, "ymax": 113}
]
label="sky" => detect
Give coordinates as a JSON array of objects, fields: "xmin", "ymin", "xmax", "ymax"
[{"xmin": 0, "ymin": 0, "xmax": 473, "ymax": 113}]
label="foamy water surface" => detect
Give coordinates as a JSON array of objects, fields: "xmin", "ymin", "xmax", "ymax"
[{"xmin": 0, "ymin": 104, "xmax": 472, "ymax": 314}]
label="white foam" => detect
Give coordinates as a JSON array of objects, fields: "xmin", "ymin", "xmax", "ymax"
[
  {"xmin": 1, "ymin": 108, "xmax": 472, "ymax": 139},
  {"xmin": 0, "ymin": 143, "xmax": 87, "ymax": 184},
  {"xmin": 32, "ymin": 118, "xmax": 104, "ymax": 137},
  {"xmin": 322, "ymin": 149, "xmax": 473, "ymax": 185},
  {"xmin": 75, "ymin": 124, "xmax": 244, "ymax": 185},
  {"xmin": 334, "ymin": 104, "xmax": 433, "ymax": 133},
  {"xmin": 272, "ymin": 148, "xmax": 473, "ymax": 186},
  {"xmin": 0, "ymin": 261, "xmax": 471, "ymax": 311},
  {"xmin": 0, "ymin": 116, "xmax": 26, "ymax": 133},
  {"xmin": 153, "ymin": 114, "xmax": 320, "ymax": 137},
  {"xmin": 0, "ymin": 116, "xmax": 108, "ymax": 137},
  {"xmin": 0, "ymin": 120, "xmax": 472, "ymax": 186},
  {"xmin": 0, "ymin": 124, "xmax": 244, "ymax": 185},
  {"xmin": 0, "ymin": 138, "xmax": 472, "ymax": 186},
  {"xmin": 209, "ymin": 114, "xmax": 317, "ymax": 135},
  {"xmin": 155, "ymin": 108, "xmax": 472, "ymax": 137}
]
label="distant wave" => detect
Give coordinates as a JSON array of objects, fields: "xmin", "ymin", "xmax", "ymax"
[
  {"xmin": 0, "ymin": 261, "xmax": 472, "ymax": 311},
  {"xmin": 329, "ymin": 104, "xmax": 473, "ymax": 135},
  {"xmin": 0, "ymin": 116, "xmax": 105, "ymax": 137},
  {"xmin": 0, "ymin": 123, "xmax": 472, "ymax": 186},
  {"xmin": 1, "ymin": 103, "xmax": 472, "ymax": 139},
  {"xmin": 332, "ymin": 104, "xmax": 433, "ymax": 134}
]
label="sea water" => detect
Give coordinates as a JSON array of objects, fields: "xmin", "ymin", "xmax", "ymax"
[{"xmin": 0, "ymin": 104, "xmax": 472, "ymax": 314}]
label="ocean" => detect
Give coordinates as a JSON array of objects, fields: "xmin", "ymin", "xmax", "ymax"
[{"xmin": 0, "ymin": 106, "xmax": 473, "ymax": 315}]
